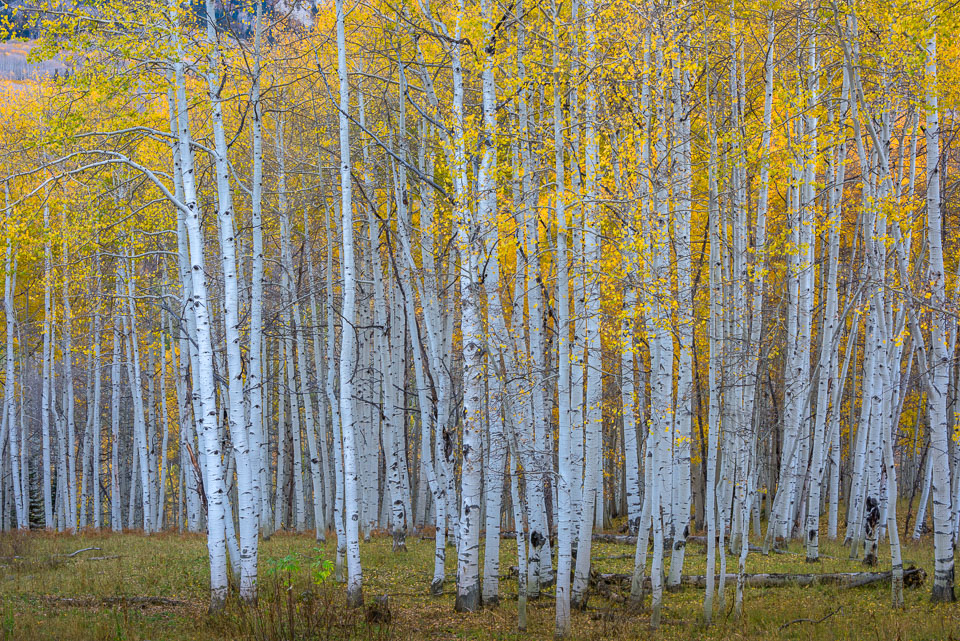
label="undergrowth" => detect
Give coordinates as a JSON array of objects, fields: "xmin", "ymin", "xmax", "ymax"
[
  {"xmin": 0, "ymin": 516, "xmax": 956, "ymax": 640},
  {"xmin": 223, "ymin": 548, "xmax": 391, "ymax": 641}
]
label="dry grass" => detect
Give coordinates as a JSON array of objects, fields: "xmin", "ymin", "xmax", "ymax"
[{"xmin": 0, "ymin": 521, "xmax": 957, "ymax": 641}]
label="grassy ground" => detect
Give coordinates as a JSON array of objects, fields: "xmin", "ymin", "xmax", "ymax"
[{"xmin": 0, "ymin": 524, "xmax": 957, "ymax": 641}]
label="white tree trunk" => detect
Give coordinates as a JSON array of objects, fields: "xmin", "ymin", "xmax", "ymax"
[
  {"xmin": 571, "ymin": 0, "xmax": 602, "ymax": 605},
  {"xmin": 172, "ymin": 48, "xmax": 230, "ymax": 609},
  {"xmin": 2, "ymin": 185, "xmax": 25, "ymax": 530},
  {"xmin": 41, "ymin": 201, "xmax": 54, "ymax": 529},
  {"xmin": 335, "ymin": 0, "xmax": 363, "ymax": 606},
  {"xmin": 110, "ymin": 276, "xmax": 123, "ymax": 532},
  {"xmin": 120, "ymin": 257, "xmax": 153, "ymax": 534},
  {"xmin": 202, "ymin": 0, "xmax": 258, "ymax": 600},
  {"xmin": 924, "ymin": 34, "xmax": 955, "ymax": 603}
]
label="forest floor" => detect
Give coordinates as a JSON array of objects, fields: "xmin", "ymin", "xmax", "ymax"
[{"xmin": 0, "ymin": 522, "xmax": 958, "ymax": 641}]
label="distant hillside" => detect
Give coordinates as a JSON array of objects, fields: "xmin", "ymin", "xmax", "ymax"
[
  {"xmin": 1, "ymin": 0, "xmax": 319, "ymax": 42},
  {"xmin": 0, "ymin": 40, "xmax": 66, "ymax": 81}
]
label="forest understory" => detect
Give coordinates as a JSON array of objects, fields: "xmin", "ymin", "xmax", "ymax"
[{"xmin": 1, "ymin": 516, "xmax": 958, "ymax": 641}]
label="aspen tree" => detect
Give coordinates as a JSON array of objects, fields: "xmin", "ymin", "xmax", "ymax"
[
  {"xmin": 628, "ymin": 32, "xmax": 654, "ymax": 613},
  {"xmin": 923, "ymin": 33, "xmax": 956, "ymax": 604},
  {"xmin": 390, "ymin": 110, "xmax": 448, "ymax": 593},
  {"xmin": 61, "ymin": 216, "xmax": 77, "ymax": 532},
  {"xmin": 2, "ymin": 183, "xmax": 25, "ymax": 530},
  {"xmin": 110, "ymin": 274, "xmax": 123, "ymax": 532},
  {"xmin": 335, "ymin": 0, "xmax": 364, "ymax": 606},
  {"xmin": 294, "ymin": 221, "xmax": 327, "ymax": 542},
  {"xmin": 40, "ymin": 200, "xmax": 53, "ymax": 529},
  {"xmin": 667, "ymin": 36, "xmax": 693, "ymax": 591},
  {"xmin": 301, "ymin": 185, "xmax": 334, "ymax": 538},
  {"xmin": 647, "ymin": 41, "xmax": 673, "ymax": 630},
  {"xmin": 91, "ymin": 263, "xmax": 103, "ymax": 529},
  {"xmin": 807, "ymin": 61, "xmax": 847, "ymax": 562},
  {"xmin": 476, "ymin": 0, "xmax": 508, "ymax": 605},
  {"xmin": 249, "ymin": 0, "xmax": 267, "ymax": 536},
  {"xmin": 172, "ymin": 35, "xmax": 230, "ymax": 608},
  {"xmin": 571, "ymin": 0, "xmax": 602, "ymax": 606},
  {"xmin": 517, "ymin": 0, "xmax": 553, "ymax": 590},
  {"xmin": 274, "ymin": 342, "xmax": 287, "ymax": 529},
  {"xmin": 552, "ymin": 0, "xmax": 579, "ymax": 620},
  {"xmin": 324, "ymin": 192, "xmax": 347, "ymax": 580},
  {"xmin": 703, "ymin": 39, "xmax": 721, "ymax": 623},
  {"xmin": 166, "ymin": 83, "xmax": 202, "ymax": 533},
  {"xmin": 434, "ymin": 0, "xmax": 484, "ymax": 610},
  {"xmin": 382, "ymin": 104, "xmax": 413, "ymax": 551},
  {"xmin": 274, "ymin": 121, "xmax": 307, "ymax": 531},
  {"xmin": 826, "ymin": 70, "xmax": 852, "ymax": 542},
  {"xmin": 120, "ymin": 256, "xmax": 153, "ymax": 533},
  {"xmin": 202, "ymin": 0, "xmax": 258, "ymax": 596}
]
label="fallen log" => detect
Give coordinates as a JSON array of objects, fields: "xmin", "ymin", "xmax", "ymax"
[
  {"xmin": 42, "ymin": 595, "xmax": 192, "ymax": 608},
  {"xmin": 61, "ymin": 547, "xmax": 102, "ymax": 558},
  {"xmin": 594, "ymin": 534, "xmax": 762, "ymax": 551},
  {"xmin": 593, "ymin": 566, "xmax": 925, "ymax": 590},
  {"xmin": 590, "ymin": 534, "xmax": 638, "ymax": 545},
  {"xmin": 501, "ymin": 531, "xmax": 784, "ymax": 555},
  {"xmin": 501, "ymin": 531, "xmax": 644, "ymax": 545}
]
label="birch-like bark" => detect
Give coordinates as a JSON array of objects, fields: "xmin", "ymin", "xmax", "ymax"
[
  {"xmin": 2, "ymin": 184, "xmax": 25, "ymax": 530},
  {"xmin": 571, "ymin": 0, "xmax": 602, "ymax": 605},
  {"xmin": 552, "ymin": 0, "xmax": 571, "ymax": 626},
  {"xmin": 826, "ymin": 73, "xmax": 851, "ymax": 542},
  {"xmin": 648, "ymin": 44, "xmax": 672, "ymax": 629},
  {"xmin": 393, "ymin": 112, "xmax": 448, "ymax": 593},
  {"xmin": 924, "ymin": 34, "xmax": 955, "ymax": 603},
  {"xmin": 172, "ymin": 44, "xmax": 230, "ymax": 609},
  {"xmin": 703, "ymin": 54, "xmax": 721, "ymax": 623},
  {"xmin": 120, "ymin": 257, "xmax": 153, "ymax": 533},
  {"xmin": 166, "ymin": 82, "xmax": 202, "ymax": 534},
  {"xmin": 914, "ymin": 454, "xmax": 933, "ymax": 540},
  {"xmin": 156, "ymin": 336, "xmax": 170, "ymax": 530},
  {"xmin": 275, "ymin": 121, "xmax": 307, "ymax": 531},
  {"xmin": 304, "ymin": 204, "xmax": 332, "ymax": 540},
  {"xmin": 40, "ymin": 200, "xmax": 54, "ymax": 529},
  {"xmin": 145, "ymin": 352, "xmax": 158, "ymax": 531},
  {"xmin": 807, "ymin": 64, "xmax": 846, "ymax": 562},
  {"xmin": 203, "ymin": 0, "xmax": 258, "ymax": 598},
  {"xmin": 275, "ymin": 340, "xmax": 288, "ymax": 531},
  {"xmin": 248, "ymin": 0, "xmax": 267, "ymax": 535},
  {"xmin": 110, "ymin": 276, "xmax": 123, "ymax": 531},
  {"xmin": 335, "ymin": 0, "xmax": 363, "ymax": 606},
  {"xmin": 61, "ymin": 220, "xmax": 78, "ymax": 532},
  {"xmin": 476, "ymin": 0, "xmax": 507, "ymax": 604},
  {"xmin": 668, "ymin": 38, "xmax": 693, "ymax": 590},
  {"xmin": 324, "ymin": 195, "xmax": 347, "ymax": 579},
  {"xmin": 292, "ymin": 239, "xmax": 326, "ymax": 541},
  {"xmin": 440, "ymin": 0, "xmax": 483, "ymax": 611},
  {"xmin": 79, "ymin": 267, "xmax": 103, "ymax": 529}
]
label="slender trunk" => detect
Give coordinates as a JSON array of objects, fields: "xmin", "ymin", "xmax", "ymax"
[
  {"xmin": 172, "ymin": 45, "xmax": 230, "ymax": 609},
  {"xmin": 120, "ymin": 257, "xmax": 153, "ymax": 533},
  {"xmin": 924, "ymin": 34, "xmax": 955, "ymax": 603},
  {"xmin": 335, "ymin": 0, "xmax": 363, "ymax": 606},
  {"xmin": 41, "ymin": 201, "xmax": 54, "ymax": 528},
  {"xmin": 553, "ymin": 0, "xmax": 572, "ymax": 629},
  {"xmin": 2, "ymin": 184, "xmax": 25, "ymax": 530}
]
